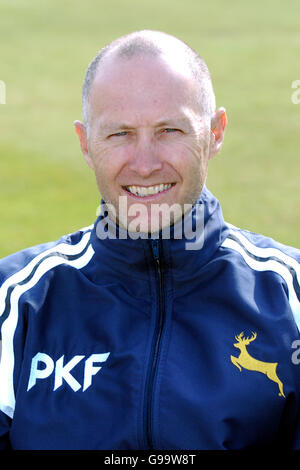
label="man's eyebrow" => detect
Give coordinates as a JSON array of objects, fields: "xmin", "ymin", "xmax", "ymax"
[
  {"xmin": 153, "ymin": 116, "xmax": 197, "ymax": 128},
  {"xmin": 99, "ymin": 116, "xmax": 193, "ymax": 131},
  {"xmin": 99, "ymin": 123, "xmax": 134, "ymax": 132},
  {"xmin": 154, "ymin": 117, "xmax": 193, "ymax": 128}
]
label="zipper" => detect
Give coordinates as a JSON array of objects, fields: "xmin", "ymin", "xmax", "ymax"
[{"xmin": 144, "ymin": 238, "xmax": 165, "ymax": 449}]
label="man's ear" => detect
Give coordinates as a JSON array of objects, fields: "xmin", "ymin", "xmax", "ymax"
[
  {"xmin": 209, "ymin": 107, "xmax": 227, "ymax": 160},
  {"xmin": 74, "ymin": 120, "xmax": 95, "ymax": 170}
]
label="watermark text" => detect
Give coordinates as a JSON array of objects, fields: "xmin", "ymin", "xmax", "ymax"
[
  {"xmin": 291, "ymin": 80, "xmax": 300, "ymax": 104},
  {"xmin": 0, "ymin": 81, "xmax": 6, "ymax": 104},
  {"xmin": 95, "ymin": 197, "xmax": 205, "ymax": 250}
]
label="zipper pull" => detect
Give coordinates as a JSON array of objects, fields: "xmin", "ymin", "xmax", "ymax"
[{"xmin": 150, "ymin": 239, "xmax": 160, "ymax": 263}]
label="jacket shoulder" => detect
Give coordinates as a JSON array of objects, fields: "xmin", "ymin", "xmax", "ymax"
[
  {"xmin": 221, "ymin": 222, "xmax": 300, "ymax": 329},
  {"xmin": 0, "ymin": 224, "xmax": 94, "ymax": 286},
  {"xmin": 222, "ymin": 222, "xmax": 300, "ymax": 263}
]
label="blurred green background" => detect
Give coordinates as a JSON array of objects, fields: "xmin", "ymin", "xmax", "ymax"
[{"xmin": 0, "ymin": 0, "xmax": 299, "ymax": 257}]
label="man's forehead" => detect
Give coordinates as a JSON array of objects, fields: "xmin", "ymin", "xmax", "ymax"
[
  {"xmin": 91, "ymin": 51, "xmax": 195, "ymax": 94},
  {"xmin": 89, "ymin": 56, "xmax": 199, "ymax": 121},
  {"xmin": 86, "ymin": 49, "xmax": 206, "ymax": 129}
]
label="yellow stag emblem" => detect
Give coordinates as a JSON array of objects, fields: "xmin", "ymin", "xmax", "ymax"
[{"xmin": 230, "ymin": 332, "xmax": 285, "ymax": 398}]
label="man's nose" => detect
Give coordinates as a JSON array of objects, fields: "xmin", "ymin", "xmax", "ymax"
[{"xmin": 127, "ymin": 135, "xmax": 163, "ymax": 178}]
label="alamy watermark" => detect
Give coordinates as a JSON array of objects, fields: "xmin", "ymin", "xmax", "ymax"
[
  {"xmin": 0, "ymin": 81, "xmax": 6, "ymax": 104},
  {"xmin": 95, "ymin": 197, "xmax": 205, "ymax": 250},
  {"xmin": 291, "ymin": 80, "xmax": 300, "ymax": 104},
  {"xmin": 291, "ymin": 340, "xmax": 300, "ymax": 364}
]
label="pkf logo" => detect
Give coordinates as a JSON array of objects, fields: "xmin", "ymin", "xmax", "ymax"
[{"xmin": 27, "ymin": 352, "xmax": 110, "ymax": 392}]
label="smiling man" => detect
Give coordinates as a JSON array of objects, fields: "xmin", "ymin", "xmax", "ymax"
[
  {"xmin": 0, "ymin": 30, "xmax": 300, "ymax": 451},
  {"xmin": 74, "ymin": 31, "xmax": 226, "ymax": 234}
]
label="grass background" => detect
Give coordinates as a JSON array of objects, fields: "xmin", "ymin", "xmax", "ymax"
[{"xmin": 0, "ymin": 0, "xmax": 299, "ymax": 257}]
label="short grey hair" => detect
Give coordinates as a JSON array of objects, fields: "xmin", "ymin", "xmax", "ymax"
[{"xmin": 82, "ymin": 30, "xmax": 216, "ymax": 131}]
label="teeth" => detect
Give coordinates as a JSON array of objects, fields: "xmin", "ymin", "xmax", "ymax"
[{"xmin": 126, "ymin": 183, "xmax": 172, "ymax": 197}]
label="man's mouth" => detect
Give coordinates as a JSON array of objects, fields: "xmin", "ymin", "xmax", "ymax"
[{"xmin": 123, "ymin": 183, "xmax": 175, "ymax": 198}]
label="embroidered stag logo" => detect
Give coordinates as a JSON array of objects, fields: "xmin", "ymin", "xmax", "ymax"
[{"xmin": 230, "ymin": 332, "xmax": 285, "ymax": 398}]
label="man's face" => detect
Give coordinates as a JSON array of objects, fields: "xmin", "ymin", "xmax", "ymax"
[{"xmin": 77, "ymin": 54, "xmax": 218, "ymax": 233}]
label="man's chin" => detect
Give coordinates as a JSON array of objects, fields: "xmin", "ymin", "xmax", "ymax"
[
  {"xmin": 117, "ymin": 212, "xmax": 184, "ymax": 236},
  {"xmin": 105, "ymin": 195, "xmax": 198, "ymax": 236},
  {"xmin": 118, "ymin": 218, "xmax": 164, "ymax": 235}
]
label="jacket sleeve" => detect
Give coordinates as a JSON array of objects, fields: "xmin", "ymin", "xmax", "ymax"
[
  {"xmin": 0, "ymin": 411, "xmax": 12, "ymax": 450},
  {"xmin": 0, "ymin": 254, "xmax": 29, "ymax": 450},
  {"xmin": 0, "ymin": 341, "xmax": 12, "ymax": 449},
  {"xmin": 291, "ymin": 403, "xmax": 300, "ymax": 449}
]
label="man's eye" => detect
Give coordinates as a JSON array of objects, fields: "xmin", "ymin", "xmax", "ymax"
[
  {"xmin": 163, "ymin": 128, "xmax": 180, "ymax": 133},
  {"xmin": 110, "ymin": 131, "xmax": 128, "ymax": 137}
]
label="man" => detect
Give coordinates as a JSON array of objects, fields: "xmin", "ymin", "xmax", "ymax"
[{"xmin": 0, "ymin": 30, "xmax": 299, "ymax": 450}]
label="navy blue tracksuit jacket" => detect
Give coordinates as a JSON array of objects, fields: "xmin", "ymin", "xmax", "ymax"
[{"xmin": 0, "ymin": 187, "xmax": 300, "ymax": 450}]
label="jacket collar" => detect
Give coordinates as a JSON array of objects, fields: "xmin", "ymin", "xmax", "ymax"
[{"xmin": 89, "ymin": 186, "xmax": 229, "ymax": 282}]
